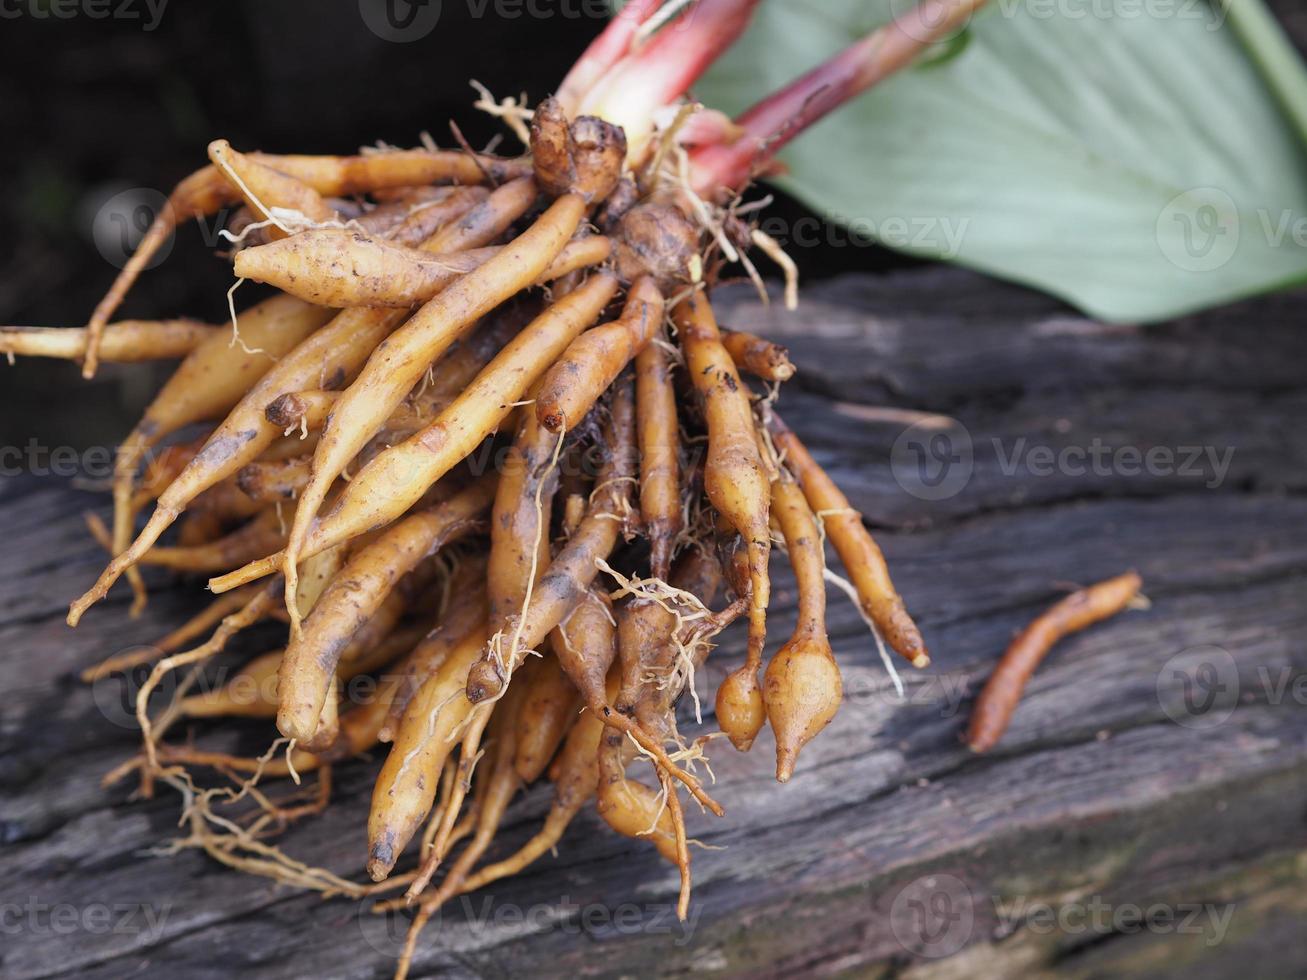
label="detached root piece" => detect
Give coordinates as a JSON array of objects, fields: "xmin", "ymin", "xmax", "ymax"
[
  {"xmin": 674, "ymin": 292, "xmax": 770, "ymax": 751},
  {"xmin": 764, "ymin": 478, "xmax": 842, "ymax": 782},
  {"xmin": 967, "ymin": 571, "xmax": 1143, "ymax": 753},
  {"xmin": 765, "ymin": 409, "xmax": 929, "ymax": 668}
]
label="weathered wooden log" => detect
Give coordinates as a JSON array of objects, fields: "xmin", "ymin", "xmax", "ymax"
[{"xmin": 1, "ymin": 268, "xmax": 1305, "ymax": 979}]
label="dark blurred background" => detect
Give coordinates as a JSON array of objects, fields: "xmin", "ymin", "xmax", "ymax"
[{"xmin": 0, "ymin": 0, "xmax": 916, "ymax": 454}]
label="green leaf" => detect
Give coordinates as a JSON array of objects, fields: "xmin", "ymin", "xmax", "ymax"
[{"xmin": 688, "ymin": 0, "xmax": 1307, "ymax": 322}]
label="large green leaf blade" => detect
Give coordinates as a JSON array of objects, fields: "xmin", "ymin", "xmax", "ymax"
[{"xmin": 691, "ymin": 0, "xmax": 1307, "ymax": 322}]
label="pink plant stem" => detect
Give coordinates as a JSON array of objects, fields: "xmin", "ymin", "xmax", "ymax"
[
  {"xmin": 690, "ymin": 0, "xmax": 991, "ymax": 197},
  {"xmin": 577, "ymin": 0, "xmax": 763, "ymax": 157},
  {"xmin": 556, "ymin": 0, "xmax": 666, "ymax": 114}
]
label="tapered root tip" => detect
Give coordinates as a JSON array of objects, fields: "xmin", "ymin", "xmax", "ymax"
[
  {"xmin": 465, "ymin": 660, "xmax": 504, "ymax": 704},
  {"xmin": 776, "ymin": 754, "xmax": 796, "ymax": 783},
  {"xmin": 206, "ymin": 138, "xmax": 233, "ymax": 164},
  {"xmin": 368, "ymin": 840, "xmax": 396, "ymax": 883},
  {"xmin": 276, "ymin": 709, "xmax": 314, "ymax": 746},
  {"xmin": 69, "ymin": 551, "xmax": 132, "ymax": 626},
  {"xmin": 67, "ymin": 592, "xmax": 98, "ymax": 628},
  {"xmin": 208, "ymin": 552, "xmax": 280, "ymax": 593},
  {"xmin": 727, "ymin": 733, "xmax": 756, "ymax": 752}
]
